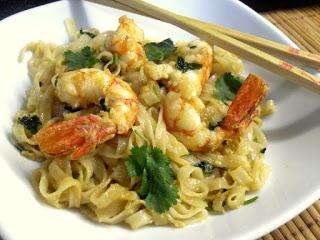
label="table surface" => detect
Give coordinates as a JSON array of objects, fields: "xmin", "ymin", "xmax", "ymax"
[{"xmin": 0, "ymin": 2, "xmax": 320, "ymax": 240}]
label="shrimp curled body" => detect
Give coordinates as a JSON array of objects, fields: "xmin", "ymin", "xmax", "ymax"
[
  {"xmin": 106, "ymin": 16, "xmax": 146, "ymax": 72},
  {"xmin": 34, "ymin": 68, "xmax": 138, "ymax": 159}
]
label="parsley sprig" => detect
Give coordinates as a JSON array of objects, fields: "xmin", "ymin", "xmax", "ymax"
[
  {"xmin": 215, "ymin": 72, "xmax": 243, "ymax": 101},
  {"xmin": 125, "ymin": 145, "xmax": 178, "ymax": 213},
  {"xmin": 144, "ymin": 38, "xmax": 176, "ymax": 62},
  {"xmin": 64, "ymin": 46, "xmax": 100, "ymax": 71}
]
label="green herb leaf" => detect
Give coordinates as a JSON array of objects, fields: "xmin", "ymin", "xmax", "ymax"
[
  {"xmin": 215, "ymin": 72, "xmax": 243, "ymax": 101},
  {"xmin": 125, "ymin": 145, "xmax": 178, "ymax": 213},
  {"xmin": 64, "ymin": 46, "xmax": 100, "ymax": 71},
  {"xmin": 80, "ymin": 29, "xmax": 96, "ymax": 38},
  {"xmin": 99, "ymin": 98, "xmax": 110, "ymax": 112},
  {"xmin": 176, "ymin": 56, "xmax": 202, "ymax": 73},
  {"xmin": 194, "ymin": 161, "xmax": 215, "ymax": 175},
  {"xmin": 260, "ymin": 148, "xmax": 267, "ymax": 154},
  {"xmin": 189, "ymin": 45, "xmax": 197, "ymax": 49},
  {"xmin": 244, "ymin": 196, "xmax": 258, "ymax": 205},
  {"xmin": 18, "ymin": 115, "xmax": 42, "ymax": 134},
  {"xmin": 144, "ymin": 38, "xmax": 176, "ymax": 62}
]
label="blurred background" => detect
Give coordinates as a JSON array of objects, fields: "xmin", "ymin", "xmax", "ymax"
[{"xmin": 0, "ymin": 0, "xmax": 320, "ymax": 20}]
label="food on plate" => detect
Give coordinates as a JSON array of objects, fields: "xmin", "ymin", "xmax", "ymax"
[{"xmin": 12, "ymin": 15, "xmax": 275, "ymax": 229}]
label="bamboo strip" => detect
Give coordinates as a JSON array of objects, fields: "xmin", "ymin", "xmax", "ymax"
[
  {"xmin": 279, "ymin": 224, "xmax": 295, "ymax": 240},
  {"xmin": 299, "ymin": 210, "xmax": 320, "ymax": 239},
  {"xmin": 286, "ymin": 221, "xmax": 306, "ymax": 240},
  {"xmin": 276, "ymin": 9, "xmax": 304, "ymax": 21},
  {"xmin": 266, "ymin": 6, "xmax": 320, "ymax": 21},
  {"xmin": 307, "ymin": 205, "xmax": 320, "ymax": 226},
  {"xmin": 277, "ymin": 18, "xmax": 318, "ymax": 52},
  {"xmin": 263, "ymin": 13, "xmax": 277, "ymax": 24},
  {"xmin": 311, "ymin": 16, "xmax": 320, "ymax": 31},
  {"xmin": 314, "ymin": 201, "xmax": 320, "ymax": 217},
  {"xmin": 290, "ymin": 19, "xmax": 320, "ymax": 53},
  {"xmin": 262, "ymin": 234, "xmax": 274, "ymax": 240},
  {"xmin": 300, "ymin": 6, "xmax": 320, "ymax": 17},
  {"xmin": 263, "ymin": 13, "xmax": 316, "ymax": 52},
  {"xmin": 292, "ymin": 215, "xmax": 317, "ymax": 240},
  {"xmin": 270, "ymin": 228, "xmax": 286, "ymax": 240},
  {"xmin": 268, "ymin": 22, "xmax": 307, "ymax": 51}
]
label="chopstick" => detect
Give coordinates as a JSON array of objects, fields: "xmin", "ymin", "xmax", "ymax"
[
  {"xmin": 90, "ymin": 0, "xmax": 320, "ymax": 94},
  {"xmin": 180, "ymin": 15, "xmax": 320, "ymax": 70}
]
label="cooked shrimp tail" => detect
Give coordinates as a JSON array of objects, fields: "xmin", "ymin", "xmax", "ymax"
[
  {"xmin": 107, "ymin": 16, "xmax": 146, "ymax": 72},
  {"xmin": 34, "ymin": 114, "xmax": 116, "ymax": 160},
  {"xmin": 222, "ymin": 74, "xmax": 269, "ymax": 133}
]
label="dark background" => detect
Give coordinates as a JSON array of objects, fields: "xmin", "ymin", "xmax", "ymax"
[{"xmin": 0, "ymin": 0, "xmax": 320, "ymax": 20}]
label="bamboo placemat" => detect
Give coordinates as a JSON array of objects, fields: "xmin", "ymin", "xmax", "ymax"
[{"xmin": 259, "ymin": 5, "xmax": 320, "ymax": 240}]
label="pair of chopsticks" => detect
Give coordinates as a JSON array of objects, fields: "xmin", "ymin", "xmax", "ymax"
[{"xmin": 88, "ymin": 0, "xmax": 320, "ymax": 94}]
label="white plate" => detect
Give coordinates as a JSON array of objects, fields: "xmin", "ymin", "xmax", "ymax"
[{"xmin": 0, "ymin": 1, "xmax": 319, "ymax": 240}]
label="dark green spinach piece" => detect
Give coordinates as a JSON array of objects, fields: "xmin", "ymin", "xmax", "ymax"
[
  {"xmin": 18, "ymin": 115, "xmax": 42, "ymax": 134},
  {"xmin": 176, "ymin": 56, "xmax": 202, "ymax": 73}
]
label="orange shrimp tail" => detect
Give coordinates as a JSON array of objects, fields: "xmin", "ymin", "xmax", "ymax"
[
  {"xmin": 222, "ymin": 74, "xmax": 269, "ymax": 134},
  {"xmin": 34, "ymin": 114, "xmax": 116, "ymax": 160}
]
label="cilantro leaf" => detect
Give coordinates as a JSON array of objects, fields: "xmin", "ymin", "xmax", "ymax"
[
  {"xmin": 176, "ymin": 56, "xmax": 202, "ymax": 73},
  {"xmin": 125, "ymin": 145, "xmax": 178, "ymax": 213},
  {"xmin": 64, "ymin": 46, "xmax": 100, "ymax": 71},
  {"xmin": 244, "ymin": 196, "xmax": 258, "ymax": 205},
  {"xmin": 18, "ymin": 115, "xmax": 42, "ymax": 134},
  {"xmin": 144, "ymin": 38, "xmax": 176, "ymax": 62},
  {"xmin": 215, "ymin": 72, "xmax": 243, "ymax": 101},
  {"xmin": 80, "ymin": 29, "xmax": 96, "ymax": 38},
  {"xmin": 194, "ymin": 161, "xmax": 215, "ymax": 175}
]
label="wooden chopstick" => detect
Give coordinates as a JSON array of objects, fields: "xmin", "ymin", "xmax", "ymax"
[
  {"xmin": 92, "ymin": 0, "xmax": 320, "ymax": 94},
  {"xmin": 91, "ymin": 0, "xmax": 320, "ymax": 69},
  {"xmin": 179, "ymin": 15, "xmax": 320, "ymax": 69}
]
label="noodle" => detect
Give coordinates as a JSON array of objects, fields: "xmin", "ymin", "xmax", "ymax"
[{"xmin": 12, "ymin": 16, "xmax": 275, "ymax": 229}]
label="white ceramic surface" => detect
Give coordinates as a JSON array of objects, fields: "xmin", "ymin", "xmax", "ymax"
[{"xmin": 0, "ymin": 1, "xmax": 319, "ymax": 240}]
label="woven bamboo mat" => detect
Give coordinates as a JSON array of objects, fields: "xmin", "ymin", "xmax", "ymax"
[{"xmin": 258, "ymin": 5, "xmax": 320, "ymax": 240}]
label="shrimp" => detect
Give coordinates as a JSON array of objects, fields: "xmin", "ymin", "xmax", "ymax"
[
  {"xmin": 144, "ymin": 39, "xmax": 213, "ymax": 98},
  {"xmin": 106, "ymin": 16, "xmax": 146, "ymax": 72},
  {"xmin": 163, "ymin": 74, "xmax": 269, "ymax": 152},
  {"xmin": 34, "ymin": 68, "xmax": 138, "ymax": 159},
  {"xmin": 34, "ymin": 114, "xmax": 116, "ymax": 160}
]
